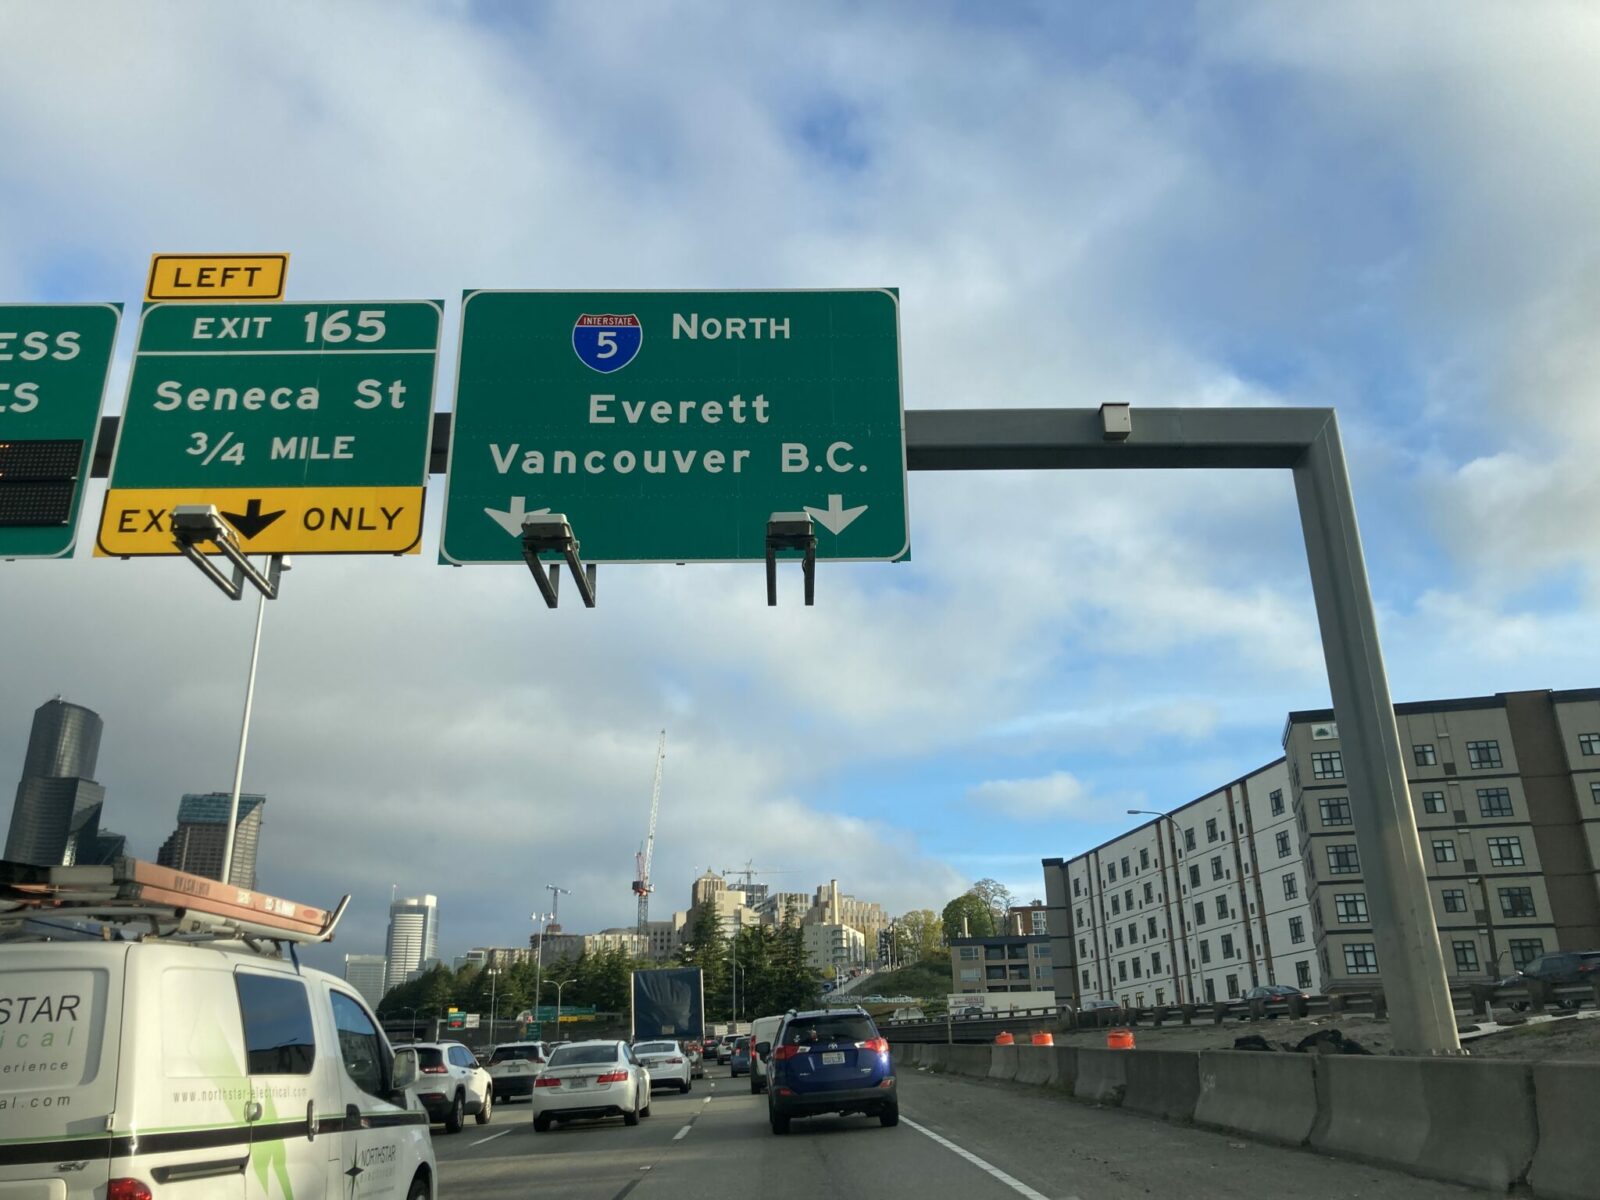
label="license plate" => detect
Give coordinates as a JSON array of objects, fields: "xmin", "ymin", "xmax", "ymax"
[
  {"xmin": 822, "ymin": 1052, "xmax": 846, "ymax": 1065},
  {"xmin": 569, "ymin": 1078, "xmax": 588, "ymax": 1088}
]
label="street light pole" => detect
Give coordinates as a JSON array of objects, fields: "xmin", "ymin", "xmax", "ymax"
[
  {"xmin": 220, "ymin": 573, "xmax": 266, "ymax": 886},
  {"xmin": 530, "ymin": 910, "xmax": 555, "ymax": 1027},
  {"xmin": 543, "ymin": 978, "xmax": 576, "ymax": 1035},
  {"xmin": 1129, "ymin": 809, "xmax": 1198, "ymax": 1007}
]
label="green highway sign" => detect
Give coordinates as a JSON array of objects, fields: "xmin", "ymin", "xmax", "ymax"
[
  {"xmin": 0, "ymin": 303, "xmax": 121, "ymax": 559},
  {"xmin": 97, "ymin": 300, "xmax": 442, "ymax": 556},
  {"xmin": 441, "ymin": 290, "xmax": 909, "ymax": 564}
]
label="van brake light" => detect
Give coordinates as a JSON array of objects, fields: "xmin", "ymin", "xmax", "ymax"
[{"xmin": 109, "ymin": 1182, "xmax": 154, "ymax": 1200}]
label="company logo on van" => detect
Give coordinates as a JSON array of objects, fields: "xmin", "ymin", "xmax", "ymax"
[{"xmin": 0, "ymin": 994, "xmax": 83, "ymax": 1025}]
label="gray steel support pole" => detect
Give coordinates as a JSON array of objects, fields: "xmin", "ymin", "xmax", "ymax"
[
  {"xmin": 1293, "ymin": 414, "xmax": 1460, "ymax": 1054},
  {"xmin": 220, "ymin": 577, "xmax": 267, "ymax": 887}
]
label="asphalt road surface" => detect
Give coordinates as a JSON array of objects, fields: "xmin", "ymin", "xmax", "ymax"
[{"xmin": 432, "ymin": 1063, "xmax": 1482, "ymax": 1200}]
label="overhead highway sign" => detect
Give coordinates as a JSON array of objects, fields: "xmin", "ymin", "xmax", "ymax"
[
  {"xmin": 96, "ymin": 300, "xmax": 441, "ymax": 556},
  {"xmin": 441, "ymin": 289, "xmax": 909, "ymax": 564}
]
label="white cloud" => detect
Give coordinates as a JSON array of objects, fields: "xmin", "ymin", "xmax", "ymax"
[{"xmin": 968, "ymin": 771, "xmax": 1103, "ymax": 822}]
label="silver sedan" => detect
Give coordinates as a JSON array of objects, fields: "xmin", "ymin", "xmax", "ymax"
[{"xmin": 632, "ymin": 1040, "xmax": 693, "ymax": 1093}]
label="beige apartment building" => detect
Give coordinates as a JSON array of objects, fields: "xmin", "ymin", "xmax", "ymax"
[{"xmin": 1287, "ymin": 688, "xmax": 1600, "ymax": 990}]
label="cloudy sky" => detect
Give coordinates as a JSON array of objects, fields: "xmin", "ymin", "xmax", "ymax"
[{"xmin": 3, "ymin": 2, "xmax": 1598, "ymax": 973}]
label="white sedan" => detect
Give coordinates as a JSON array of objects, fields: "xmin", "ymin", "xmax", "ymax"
[
  {"xmin": 632, "ymin": 1040, "xmax": 693, "ymax": 1093},
  {"xmin": 532, "ymin": 1040, "xmax": 652, "ymax": 1131}
]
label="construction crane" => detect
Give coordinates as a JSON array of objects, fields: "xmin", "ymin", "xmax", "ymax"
[
  {"xmin": 633, "ymin": 731, "xmax": 666, "ymax": 938},
  {"xmin": 721, "ymin": 860, "xmax": 797, "ymax": 892}
]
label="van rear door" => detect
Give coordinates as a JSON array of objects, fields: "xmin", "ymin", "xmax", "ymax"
[{"xmin": 0, "ymin": 946, "xmax": 124, "ymax": 1199}]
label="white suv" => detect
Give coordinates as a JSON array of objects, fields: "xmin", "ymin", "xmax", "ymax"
[
  {"xmin": 486, "ymin": 1040, "xmax": 549, "ymax": 1101},
  {"xmin": 407, "ymin": 1041, "xmax": 494, "ymax": 1131}
]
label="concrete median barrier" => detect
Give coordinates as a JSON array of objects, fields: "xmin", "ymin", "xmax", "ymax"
[
  {"xmin": 1072, "ymin": 1047, "xmax": 1127, "ymax": 1106},
  {"xmin": 1014, "ymin": 1046, "xmax": 1058, "ymax": 1087},
  {"xmin": 922, "ymin": 1044, "xmax": 949, "ymax": 1072},
  {"xmin": 1312, "ymin": 1055, "xmax": 1536, "ymax": 1191},
  {"xmin": 947, "ymin": 1044, "xmax": 992, "ymax": 1078},
  {"xmin": 1122, "ymin": 1049, "xmax": 1200, "ymax": 1123},
  {"xmin": 1194, "ymin": 1050, "xmax": 1316, "ymax": 1147},
  {"xmin": 1053, "ymin": 1046, "xmax": 1078, "ymax": 1092},
  {"xmin": 1529, "ymin": 1062, "xmax": 1600, "ymax": 1200},
  {"xmin": 989, "ymin": 1044, "xmax": 1019, "ymax": 1082}
]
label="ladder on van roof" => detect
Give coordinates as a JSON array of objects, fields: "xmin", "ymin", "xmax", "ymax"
[{"xmin": 0, "ymin": 856, "xmax": 349, "ymax": 945}]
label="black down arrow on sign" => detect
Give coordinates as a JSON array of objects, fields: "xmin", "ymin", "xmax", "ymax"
[{"xmin": 220, "ymin": 498, "xmax": 287, "ymax": 540}]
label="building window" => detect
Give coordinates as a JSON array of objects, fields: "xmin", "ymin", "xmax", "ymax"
[
  {"xmin": 1125, "ymin": 888, "xmax": 1134, "ymax": 909},
  {"xmin": 1441, "ymin": 888, "xmax": 1468, "ymax": 913},
  {"xmin": 1488, "ymin": 836, "xmax": 1526, "ymax": 867},
  {"xmin": 1221, "ymin": 933, "xmax": 1235, "ymax": 958},
  {"xmin": 1082, "ymin": 969, "xmax": 1090, "ymax": 988},
  {"xmin": 1343, "ymin": 943, "xmax": 1379, "ymax": 975},
  {"xmin": 1579, "ymin": 733, "xmax": 1599, "ymax": 756},
  {"xmin": 1421, "ymin": 791, "xmax": 1447, "ymax": 815},
  {"xmin": 1477, "ymin": 787, "xmax": 1514, "ymax": 819},
  {"xmin": 1270, "ymin": 789, "xmax": 1285, "ymax": 816},
  {"xmin": 1452, "ymin": 941, "xmax": 1480, "ymax": 974},
  {"xmin": 1199, "ymin": 938, "xmax": 1212, "ymax": 964},
  {"xmin": 1215, "ymin": 895, "xmax": 1228, "ymax": 920},
  {"xmin": 1151, "ymin": 951, "xmax": 1162, "ymax": 973},
  {"xmin": 1111, "ymin": 896, "xmax": 1120, "ymax": 915},
  {"xmin": 1143, "ymin": 882, "xmax": 1154, "ymax": 903},
  {"xmin": 1295, "ymin": 960, "xmax": 1312, "ymax": 988},
  {"xmin": 1139, "ymin": 848, "xmax": 1150, "ymax": 869},
  {"xmin": 1188, "ymin": 865, "xmax": 1201, "ymax": 888},
  {"xmin": 1206, "ymin": 818, "xmax": 1219, "ymax": 843},
  {"xmin": 1499, "ymin": 887, "xmax": 1536, "ymax": 918},
  {"xmin": 1283, "ymin": 873, "xmax": 1298, "ymax": 900},
  {"xmin": 1225, "ymin": 974, "xmax": 1240, "ymax": 999},
  {"xmin": 1117, "ymin": 961, "xmax": 1128, "ymax": 981},
  {"xmin": 1327, "ymin": 844, "xmax": 1360, "ymax": 874},
  {"xmin": 1466, "ymin": 740, "xmax": 1502, "ymax": 770},
  {"xmin": 1592, "ymin": 781, "xmax": 1600, "ymax": 806},
  {"xmin": 1073, "ymin": 878, "xmax": 1082, "ymax": 897},
  {"xmin": 1121, "ymin": 856, "xmax": 1131, "ymax": 876},
  {"xmin": 1128, "ymin": 923, "xmax": 1138, "ymax": 944},
  {"xmin": 1276, "ymin": 830, "xmax": 1292, "ymax": 858},
  {"xmin": 1193, "ymin": 902, "xmax": 1206, "ymax": 927},
  {"xmin": 1334, "ymin": 893, "xmax": 1368, "ymax": 923},
  {"xmin": 958, "ymin": 946, "xmax": 980, "ymax": 960},
  {"xmin": 1311, "ymin": 751, "xmax": 1344, "ymax": 779},
  {"xmin": 1075, "ymin": 908, "xmax": 1083, "ymax": 925},
  {"xmin": 1131, "ymin": 958, "xmax": 1142, "ymax": 978},
  {"xmin": 1147, "ymin": 917, "xmax": 1158, "ymax": 938},
  {"xmin": 1211, "ymin": 855, "xmax": 1224, "ymax": 881},
  {"xmin": 1431, "ymin": 838, "xmax": 1458, "ymax": 864},
  {"xmin": 1184, "ymin": 827, "xmax": 1196, "ymax": 851},
  {"xmin": 1509, "ymin": 939, "xmax": 1545, "ymax": 970},
  {"xmin": 1289, "ymin": 916, "xmax": 1306, "ymax": 944},
  {"xmin": 1078, "ymin": 938, "xmax": 1087, "ymax": 957},
  {"xmin": 1413, "ymin": 744, "xmax": 1437, "ymax": 767},
  {"xmin": 1319, "ymin": 796, "xmax": 1352, "ymax": 826},
  {"xmin": 1114, "ymin": 928, "xmax": 1124, "ymax": 948},
  {"xmin": 1108, "ymin": 863, "xmax": 1117, "ymax": 883}
]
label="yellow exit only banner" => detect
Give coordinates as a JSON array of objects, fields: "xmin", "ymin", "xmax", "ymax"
[
  {"xmin": 145, "ymin": 254, "xmax": 289, "ymax": 302},
  {"xmin": 95, "ymin": 486, "xmax": 424, "ymax": 556}
]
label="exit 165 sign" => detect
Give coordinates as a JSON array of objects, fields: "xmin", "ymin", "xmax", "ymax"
[{"xmin": 441, "ymin": 289, "xmax": 910, "ymax": 564}]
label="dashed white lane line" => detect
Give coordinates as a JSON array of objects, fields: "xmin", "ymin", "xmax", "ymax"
[
  {"xmin": 673, "ymin": 1125, "xmax": 692, "ymax": 1140},
  {"xmin": 901, "ymin": 1117, "xmax": 1063, "ymax": 1200},
  {"xmin": 468, "ymin": 1128, "xmax": 513, "ymax": 1148}
]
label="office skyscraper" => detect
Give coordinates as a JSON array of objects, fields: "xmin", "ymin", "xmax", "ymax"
[
  {"xmin": 343, "ymin": 954, "xmax": 389, "ymax": 1007},
  {"xmin": 155, "ymin": 792, "xmax": 265, "ymax": 888},
  {"xmin": 5, "ymin": 698, "xmax": 116, "ymax": 866},
  {"xmin": 385, "ymin": 895, "xmax": 439, "ymax": 991}
]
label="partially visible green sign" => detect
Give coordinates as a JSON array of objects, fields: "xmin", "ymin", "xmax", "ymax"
[
  {"xmin": 0, "ymin": 303, "xmax": 121, "ymax": 559},
  {"xmin": 442, "ymin": 290, "xmax": 909, "ymax": 564}
]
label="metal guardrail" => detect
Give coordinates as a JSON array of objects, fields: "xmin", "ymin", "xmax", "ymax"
[{"xmin": 880, "ymin": 979, "xmax": 1600, "ymax": 1042}]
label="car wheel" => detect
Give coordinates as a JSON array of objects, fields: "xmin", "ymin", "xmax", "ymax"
[
  {"xmin": 624, "ymin": 1105, "xmax": 641, "ymax": 1126},
  {"xmin": 879, "ymin": 1103, "xmax": 899, "ymax": 1128},
  {"xmin": 406, "ymin": 1173, "xmax": 430, "ymax": 1200},
  {"xmin": 475, "ymin": 1090, "xmax": 493, "ymax": 1125},
  {"xmin": 680, "ymin": 1080, "xmax": 691, "ymax": 1094},
  {"xmin": 750, "ymin": 1076, "xmax": 760, "ymax": 1094},
  {"xmin": 443, "ymin": 1091, "xmax": 465, "ymax": 1134},
  {"xmin": 533, "ymin": 1114, "xmax": 551, "ymax": 1133},
  {"xmin": 770, "ymin": 1112, "xmax": 790, "ymax": 1135},
  {"xmin": 641, "ymin": 1094, "xmax": 652, "ymax": 1118}
]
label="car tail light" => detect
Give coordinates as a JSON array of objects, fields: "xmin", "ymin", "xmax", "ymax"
[
  {"xmin": 108, "ymin": 1182, "xmax": 154, "ymax": 1200},
  {"xmin": 420, "ymin": 1063, "xmax": 448, "ymax": 1074},
  {"xmin": 535, "ymin": 1076, "xmax": 562, "ymax": 1088},
  {"xmin": 858, "ymin": 1037, "xmax": 889, "ymax": 1054},
  {"xmin": 773, "ymin": 1044, "xmax": 802, "ymax": 1061},
  {"xmin": 595, "ymin": 1070, "xmax": 629, "ymax": 1084},
  {"xmin": 667, "ymin": 1057, "xmax": 684, "ymax": 1064},
  {"xmin": 1579, "ymin": 961, "xmax": 1600, "ymax": 973}
]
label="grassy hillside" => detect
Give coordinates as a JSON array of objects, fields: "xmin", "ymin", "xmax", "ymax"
[{"xmin": 867, "ymin": 959, "xmax": 951, "ymax": 1001}]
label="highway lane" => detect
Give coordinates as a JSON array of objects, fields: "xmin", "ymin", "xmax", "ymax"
[{"xmin": 433, "ymin": 1064, "xmax": 1482, "ymax": 1199}]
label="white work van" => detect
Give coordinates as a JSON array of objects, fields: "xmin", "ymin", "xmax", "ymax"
[
  {"xmin": 0, "ymin": 857, "xmax": 436, "ymax": 1199},
  {"xmin": 746, "ymin": 1014, "xmax": 785, "ymax": 1094}
]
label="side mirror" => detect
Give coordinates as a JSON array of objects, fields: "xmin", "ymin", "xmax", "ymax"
[
  {"xmin": 392, "ymin": 1047, "xmax": 419, "ymax": 1091},
  {"xmin": 756, "ymin": 1042, "xmax": 770, "ymax": 1056}
]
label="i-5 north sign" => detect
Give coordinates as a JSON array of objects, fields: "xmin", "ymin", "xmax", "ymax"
[
  {"xmin": 441, "ymin": 290, "xmax": 909, "ymax": 564},
  {"xmin": 97, "ymin": 301, "xmax": 441, "ymax": 556}
]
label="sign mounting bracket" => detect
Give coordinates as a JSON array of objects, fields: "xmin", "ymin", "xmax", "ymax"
[
  {"xmin": 170, "ymin": 504, "xmax": 285, "ymax": 601},
  {"xmin": 520, "ymin": 512, "xmax": 596, "ymax": 608},
  {"xmin": 765, "ymin": 511, "xmax": 816, "ymax": 606}
]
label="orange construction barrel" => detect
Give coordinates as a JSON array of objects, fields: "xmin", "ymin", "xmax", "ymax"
[
  {"xmin": 1106, "ymin": 1028, "xmax": 1135, "ymax": 1050},
  {"xmin": 1030, "ymin": 1032, "xmax": 1054, "ymax": 1046},
  {"xmin": 994, "ymin": 1030, "xmax": 1015, "ymax": 1045}
]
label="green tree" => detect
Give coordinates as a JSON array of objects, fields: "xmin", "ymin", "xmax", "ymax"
[
  {"xmin": 942, "ymin": 893, "xmax": 994, "ymax": 944},
  {"xmin": 895, "ymin": 909, "xmax": 944, "ymax": 963},
  {"xmin": 969, "ymin": 878, "xmax": 1015, "ymax": 932},
  {"xmin": 677, "ymin": 901, "xmax": 730, "ymax": 1014}
]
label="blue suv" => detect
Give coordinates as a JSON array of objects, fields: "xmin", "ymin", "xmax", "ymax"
[{"xmin": 767, "ymin": 1007, "xmax": 897, "ymax": 1133}]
